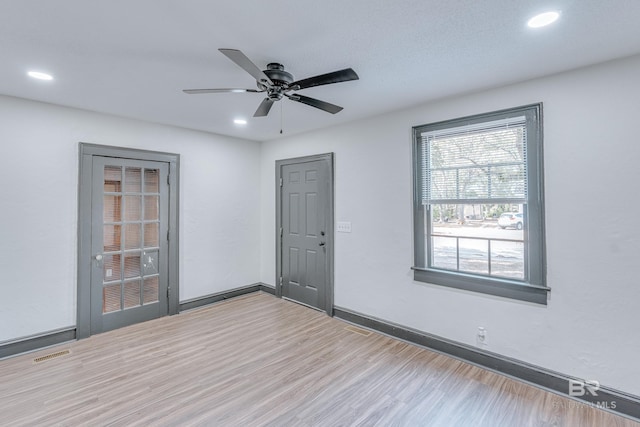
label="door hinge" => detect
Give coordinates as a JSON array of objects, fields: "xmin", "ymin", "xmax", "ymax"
[
  {"xmin": 167, "ymin": 172, "xmax": 170, "ymax": 185},
  {"xmin": 280, "ymin": 227, "xmax": 283, "ymax": 238},
  {"xmin": 167, "ymin": 229, "xmax": 170, "ymax": 241},
  {"xmin": 279, "ymin": 276, "xmax": 283, "ymax": 286},
  {"xmin": 279, "ymin": 177, "xmax": 283, "ymax": 187},
  {"xmin": 167, "ymin": 286, "xmax": 171, "ymax": 299}
]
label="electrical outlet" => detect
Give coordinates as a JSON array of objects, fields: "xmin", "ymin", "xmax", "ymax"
[
  {"xmin": 476, "ymin": 327, "xmax": 487, "ymax": 347},
  {"xmin": 106, "ymin": 269, "xmax": 112, "ymax": 278}
]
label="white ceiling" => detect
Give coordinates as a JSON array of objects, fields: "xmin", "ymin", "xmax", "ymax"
[{"xmin": 2, "ymin": 1, "xmax": 640, "ymax": 141}]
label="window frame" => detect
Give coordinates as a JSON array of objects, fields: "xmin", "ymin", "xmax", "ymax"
[{"xmin": 412, "ymin": 104, "xmax": 548, "ymax": 304}]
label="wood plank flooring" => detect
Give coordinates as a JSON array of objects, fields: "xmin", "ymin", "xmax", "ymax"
[{"xmin": 0, "ymin": 292, "xmax": 637, "ymax": 426}]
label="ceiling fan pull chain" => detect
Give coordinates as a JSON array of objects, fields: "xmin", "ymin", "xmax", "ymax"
[{"xmin": 280, "ymin": 101, "xmax": 283, "ymax": 134}]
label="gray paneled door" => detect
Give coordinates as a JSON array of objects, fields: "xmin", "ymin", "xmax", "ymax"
[
  {"xmin": 90, "ymin": 156, "xmax": 170, "ymax": 334},
  {"xmin": 279, "ymin": 155, "xmax": 333, "ymax": 313}
]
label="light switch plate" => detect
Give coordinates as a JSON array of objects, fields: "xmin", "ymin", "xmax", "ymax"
[{"xmin": 337, "ymin": 221, "xmax": 352, "ymax": 233}]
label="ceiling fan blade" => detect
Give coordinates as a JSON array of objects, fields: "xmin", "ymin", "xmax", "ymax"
[
  {"xmin": 254, "ymin": 98, "xmax": 274, "ymax": 117},
  {"xmin": 290, "ymin": 68, "xmax": 359, "ymax": 90},
  {"xmin": 183, "ymin": 88, "xmax": 262, "ymax": 94},
  {"xmin": 287, "ymin": 94, "xmax": 343, "ymax": 114},
  {"xmin": 219, "ymin": 48, "xmax": 273, "ymax": 85}
]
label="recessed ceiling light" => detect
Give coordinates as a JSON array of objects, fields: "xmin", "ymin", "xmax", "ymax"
[
  {"xmin": 27, "ymin": 71, "xmax": 54, "ymax": 81},
  {"xmin": 527, "ymin": 11, "xmax": 560, "ymax": 28},
  {"xmin": 234, "ymin": 119, "xmax": 247, "ymax": 125}
]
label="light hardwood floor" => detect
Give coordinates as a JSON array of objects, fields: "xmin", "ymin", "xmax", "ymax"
[{"xmin": 0, "ymin": 292, "xmax": 637, "ymax": 426}]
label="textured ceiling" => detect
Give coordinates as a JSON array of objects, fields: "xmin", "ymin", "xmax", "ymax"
[{"xmin": 2, "ymin": 0, "xmax": 640, "ymax": 141}]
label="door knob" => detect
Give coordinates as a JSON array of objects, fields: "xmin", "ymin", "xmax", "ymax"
[
  {"xmin": 319, "ymin": 242, "xmax": 326, "ymax": 247},
  {"xmin": 95, "ymin": 254, "xmax": 103, "ymax": 261}
]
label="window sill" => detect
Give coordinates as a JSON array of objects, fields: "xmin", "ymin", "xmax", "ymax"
[{"xmin": 412, "ymin": 267, "xmax": 550, "ymax": 305}]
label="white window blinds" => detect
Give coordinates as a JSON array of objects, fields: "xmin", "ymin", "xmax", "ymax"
[{"xmin": 420, "ymin": 116, "xmax": 528, "ymax": 204}]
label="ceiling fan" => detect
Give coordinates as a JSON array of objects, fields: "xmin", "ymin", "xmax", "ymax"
[{"xmin": 183, "ymin": 49, "xmax": 359, "ymax": 117}]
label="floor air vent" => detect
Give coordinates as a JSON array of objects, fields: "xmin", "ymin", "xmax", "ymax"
[
  {"xmin": 344, "ymin": 325, "xmax": 372, "ymax": 336},
  {"xmin": 33, "ymin": 349, "xmax": 71, "ymax": 364}
]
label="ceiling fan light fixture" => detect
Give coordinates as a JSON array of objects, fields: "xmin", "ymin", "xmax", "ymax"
[
  {"xmin": 27, "ymin": 70, "xmax": 54, "ymax": 81},
  {"xmin": 527, "ymin": 11, "xmax": 560, "ymax": 28}
]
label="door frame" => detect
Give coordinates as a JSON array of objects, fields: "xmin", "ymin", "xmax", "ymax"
[
  {"xmin": 77, "ymin": 143, "xmax": 180, "ymax": 339},
  {"xmin": 275, "ymin": 153, "xmax": 334, "ymax": 316}
]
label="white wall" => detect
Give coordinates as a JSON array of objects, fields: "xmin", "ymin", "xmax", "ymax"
[
  {"xmin": 0, "ymin": 96, "xmax": 261, "ymax": 342},
  {"xmin": 259, "ymin": 54, "xmax": 640, "ymax": 395}
]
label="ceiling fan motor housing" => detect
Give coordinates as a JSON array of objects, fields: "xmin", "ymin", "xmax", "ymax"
[{"xmin": 259, "ymin": 63, "xmax": 294, "ymax": 100}]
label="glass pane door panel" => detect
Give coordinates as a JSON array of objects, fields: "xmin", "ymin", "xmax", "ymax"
[
  {"xmin": 104, "ymin": 225, "xmax": 121, "ymax": 252},
  {"xmin": 103, "ymin": 196, "xmax": 122, "ymax": 222},
  {"xmin": 144, "ymin": 169, "xmax": 159, "ymax": 193},
  {"xmin": 125, "ymin": 167, "xmax": 142, "ymax": 193},
  {"xmin": 144, "ymin": 196, "xmax": 159, "ymax": 220},
  {"xmin": 124, "ymin": 196, "xmax": 142, "ymax": 221},
  {"xmin": 103, "ymin": 254, "xmax": 122, "ymax": 281},
  {"xmin": 104, "ymin": 166, "xmax": 122, "ymax": 192},
  {"xmin": 144, "ymin": 223, "xmax": 159, "ymax": 248},
  {"xmin": 124, "ymin": 223, "xmax": 142, "ymax": 249},
  {"xmin": 103, "ymin": 284, "xmax": 121, "ymax": 313},
  {"xmin": 124, "ymin": 280, "xmax": 142, "ymax": 308},
  {"xmin": 143, "ymin": 250, "xmax": 159, "ymax": 275},
  {"xmin": 143, "ymin": 276, "xmax": 159, "ymax": 304},
  {"xmin": 124, "ymin": 253, "xmax": 141, "ymax": 279}
]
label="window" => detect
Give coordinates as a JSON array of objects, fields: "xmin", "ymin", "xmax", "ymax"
[{"xmin": 412, "ymin": 104, "xmax": 548, "ymax": 304}]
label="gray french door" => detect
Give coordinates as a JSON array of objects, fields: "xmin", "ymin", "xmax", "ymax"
[
  {"xmin": 277, "ymin": 154, "xmax": 333, "ymax": 314},
  {"xmin": 90, "ymin": 157, "xmax": 170, "ymax": 334}
]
